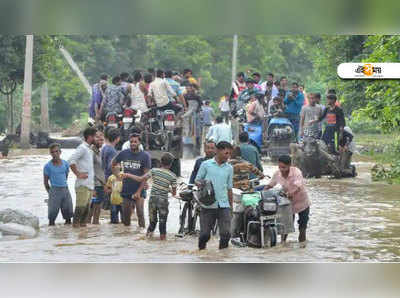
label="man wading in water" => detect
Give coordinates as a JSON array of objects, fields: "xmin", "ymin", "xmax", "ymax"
[
  {"xmin": 112, "ymin": 133, "xmax": 151, "ymax": 230},
  {"xmin": 264, "ymin": 155, "xmax": 311, "ymax": 245},
  {"xmin": 69, "ymin": 127, "xmax": 97, "ymax": 228},
  {"xmin": 195, "ymin": 141, "xmax": 234, "ymax": 250},
  {"xmin": 43, "ymin": 143, "xmax": 73, "ymax": 226}
]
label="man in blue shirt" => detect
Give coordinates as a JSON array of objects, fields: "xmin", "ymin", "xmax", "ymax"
[
  {"xmin": 206, "ymin": 116, "xmax": 233, "ymax": 144},
  {"xmin": 284, "ymin": 82, "xmax": 305, "ymax": 141},
  {"xmin": 195, "ymin": 141, "xmax": 233, "ymax": 250},
  {"xmin": 112, "ymin": 133, "xmax": 151, "ymax": 229},
  {"xmin": 239, "ymin": 132, "xmax": 263, "ymax": 178},
  {"xmin": 238, "ymin": 78, "xmax": 263, "ymax": 110},
  {"xmin": 165, "ymin": 70, "xmax": 187, "ymax": 111},
  {"xmin": 89, "ymin": 74, "xmax": 108, "ymax": 121},
  {"xmin": 43, "ymin": 143, "xmax": 73, "ymax": 226},
  {"xmin": 189, "ymin": 140, "xmax": 216, "ymax": 185}
]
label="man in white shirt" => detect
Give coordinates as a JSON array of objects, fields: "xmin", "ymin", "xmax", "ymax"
[
  {"xmin": 149, "ymin": 69, "xmax": 182, "ymax": 114},
  {"xmin": 219, "ymin": 94, "xmax": 230, "ymax": 124},
  {"xmin": 261, "ymin": 73, "xmax": 279, "ymax": 99},
  {"xmin": 68, "ymin": 127, "xmax": 96, "ymax": 228}
]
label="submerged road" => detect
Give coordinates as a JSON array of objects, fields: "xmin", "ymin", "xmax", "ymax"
[{"xmin": 0, "ymin": 149, "xmax": 400, "ymax": 262}]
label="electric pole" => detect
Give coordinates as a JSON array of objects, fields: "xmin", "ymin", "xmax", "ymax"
[
  {"xmin": 40, "ymin": 82, "xmax": 49, "ymax": 133},
  {"xmin": 20, "ymin": 35, "xmax": 34, "ymax": 149}
]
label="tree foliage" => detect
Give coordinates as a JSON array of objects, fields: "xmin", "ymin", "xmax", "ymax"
[{"xmin": 0, "ymin": 34, "xmax": 399, "ymax": 133}]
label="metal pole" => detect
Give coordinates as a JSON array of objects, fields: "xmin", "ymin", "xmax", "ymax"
[
  {"xmin": 7, "ymin": 94, "xmax": 11, "ymax": 133},
  {"xmin": 40, "ymin": 82, "xmax": 49, "ymax": 132},
  {"xmin": 10, "ymin": 94, "xmax": 14, "ymax": 134},
  {"xmin": 231, "ymin": 34, "xmax": 239, "ymax": 144},
  {"xmin": 231, "ymin": 34, "xmax": 238, "ymax": 83},
  {"xmin": 20, "ymin": 35, "xmax": 34, "ymax": 149}
]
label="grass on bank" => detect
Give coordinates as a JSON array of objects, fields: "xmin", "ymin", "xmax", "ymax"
[
  {"xmin": 356, "ymin": 133, "xmax": 400, "ymax": 184},
  {"xmin": 356, "ymin": 133, "xmax": 400, "ymax": 164}
]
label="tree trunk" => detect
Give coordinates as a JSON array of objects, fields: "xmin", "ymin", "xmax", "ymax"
[
  {"xmin": 20, "ymin": 35, "xmax": 34, "ymax": 149},
  {"xmin": 40, "ymin": 82, "xmax": 49, "ymax": 133}
]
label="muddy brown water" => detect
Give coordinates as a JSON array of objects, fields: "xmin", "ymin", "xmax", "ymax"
[{"xmin": 0, "ymin": 150, "xmax": 399, "ymax": 262}]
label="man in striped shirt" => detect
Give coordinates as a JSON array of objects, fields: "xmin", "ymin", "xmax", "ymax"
[{"xmin": 122, "ymin": 153, "xmax": 177, "ymax": 240}]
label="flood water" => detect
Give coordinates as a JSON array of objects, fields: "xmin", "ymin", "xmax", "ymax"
[{"xmin": 1, "ymin": 149, "xmax": 400, "ymax": 262}]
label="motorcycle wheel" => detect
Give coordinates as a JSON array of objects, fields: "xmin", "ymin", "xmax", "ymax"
[
  {"xmin": 267, "ymin": 226, "xmax": 277, "ymax": 247},
  {"xmin": 212, "ymin": 221, "xmax": 218, "ymax": 236}
]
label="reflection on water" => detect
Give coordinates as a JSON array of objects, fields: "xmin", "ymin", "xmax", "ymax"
[{"xmin": 0, "ymin": 150, "xmax": 400, "ymax": 262}]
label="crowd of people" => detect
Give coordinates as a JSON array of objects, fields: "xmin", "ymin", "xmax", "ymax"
[
  {"xmin": 43, "ymin": 125, "xmax": 310, "ymax": 250},
  {"xmin": 42, "ymin": 68, "xmax": 358, "ymax": 251},
  {"xmin": 229, "ymin": 71, "xmax": 348, "ymax": 147},
  {"xmin": 224, "ymin": 71, "xmax": 355, "ymax": 175},
  {"xmin": 89, "ymin": 68, "xmax": 201, "ymax": 124}
]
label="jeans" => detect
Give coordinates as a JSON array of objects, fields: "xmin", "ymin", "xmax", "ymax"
[
  {"xmin": 92, "ymin": 186, "xmax": 105, "ymax": 204},
  {"xmin": 322, "ymin": 126, "xmax": 337, "ymax": 153},
  {"xmin": 293, "ymin": 207, "xmax": 310, "ymax": 230},
  {"xmin": 183, "ymin": 100, "xmax": 199, "ymax": 118},
  {"xmin": 221, "ymin": 111, "xmax": 230, "ymax": 123},
  {"xmin": 199, "ymin": 207, "xmax": 232, "ymax": 250},
  {"xmin": 159, "ymin": 102, "xmax": 182, "ymax": 115},
  {"xmin": 111, "ymin": 204, "xmax": 123, "ymax": 223},
  {"xmin": 121, "ymin": 195, "xmax": 145, "ymax": 227},
  {"xmin": 287, "ymin": 113, "xmax": 300, "ymax": 142}
]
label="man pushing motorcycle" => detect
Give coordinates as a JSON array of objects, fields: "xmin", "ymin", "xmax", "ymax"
[{"xmin": 263, "ymin": 155, "xmax": 311, "ymax": 245}]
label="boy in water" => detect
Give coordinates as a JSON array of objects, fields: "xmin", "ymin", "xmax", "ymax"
[
  {"xmin": 104, "ymin": 164, "xmax": 124, "ymax": 224},
  {"xmin": 122, "ymin": 153, "xmax": 177, "ymax": 240}
]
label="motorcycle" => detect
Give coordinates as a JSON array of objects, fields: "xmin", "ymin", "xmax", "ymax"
[
  {"xmin": 121, "ymin": 107, "xmax": 140, "ymax": 142},
  {"xmin": 143, "ymin": 108, "xmax": 178, "ymax": 152},
  {"xmin": 265, "ymin": 117, "xmax": 295, "ymax": 161},
  {"xmin": 140, "ymin": 107, "xmax": 182, "ymax": 177},
  {"xmin": 104, "ymin": 111, "xmax": 122, "ymax": 129},
  {"xmin": 231, "ymin": 179, "xmax": 294, "ymax": 248}
]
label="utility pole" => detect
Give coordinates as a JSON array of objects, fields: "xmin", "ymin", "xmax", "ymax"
[
  {"xmin": 40, "ymin": 82, "xmax": 49, "ymax": 132},
  {"xmin": 230, "ymin": 34, "xmax": 240, "ymax": 145},
  {"xmin": 231, "ymin": 34, "xmax": 238, "ymax": 83},
  {"xmin": 20, "ymin": 35, "xmax": 34, "ymax": 149}
]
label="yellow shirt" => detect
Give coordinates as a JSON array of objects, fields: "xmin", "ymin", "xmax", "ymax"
[{"xmin": 106, "ymin": 175, "xmax": 123, "ymax": 205}]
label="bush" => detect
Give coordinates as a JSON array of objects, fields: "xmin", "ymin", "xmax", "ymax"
[
  {"xmin": 347, "ymin": 117, "xmax": 381, "ymax": 134},
  {"xmin": 372, "ymin": 160, "xmax": 400, "ymax": 184}
]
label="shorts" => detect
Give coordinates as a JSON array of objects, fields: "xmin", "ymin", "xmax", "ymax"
[{"xmin": 92, "ymin": 186, "xmax": 105, "ymax": 204}]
